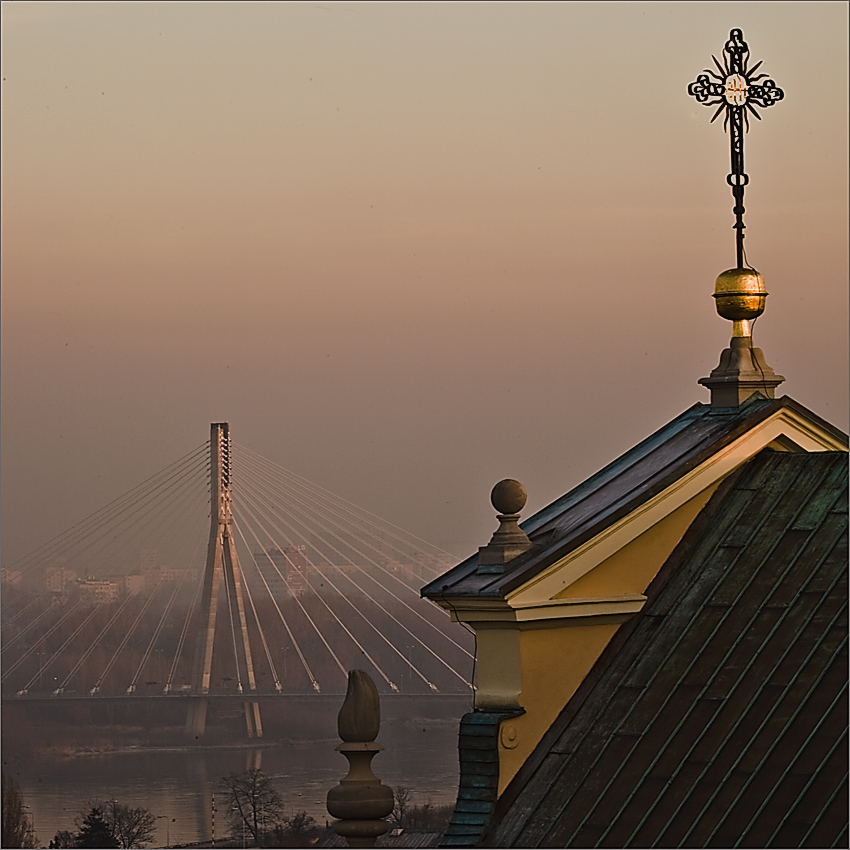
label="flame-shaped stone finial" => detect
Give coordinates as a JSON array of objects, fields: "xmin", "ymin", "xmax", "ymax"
[
  {"xmin": 328, "ymin": 670, "xmax": 394, "ymax": 847},
  {"xmin": 338, "ymin": 669, "xmax": 381, "ymax": 743}
]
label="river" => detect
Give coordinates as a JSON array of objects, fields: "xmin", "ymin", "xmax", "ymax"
[{"xmin": 7, "ymin": 708, "xmax": 466, "ymax": 847}]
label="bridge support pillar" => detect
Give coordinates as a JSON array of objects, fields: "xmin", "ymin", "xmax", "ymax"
[{"xmin": 185, "ymin": 424, "xmax": 262, "ymax": 740}]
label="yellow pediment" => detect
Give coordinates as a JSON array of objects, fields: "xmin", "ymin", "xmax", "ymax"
[{"xmin": 552, "ymin": 486, "xmax": 719, "ymax": 601}]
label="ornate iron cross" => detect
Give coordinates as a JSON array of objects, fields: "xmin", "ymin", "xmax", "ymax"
[{"xmin": 688, "ymin": 29, "xmax": 784, "ymax": 268}]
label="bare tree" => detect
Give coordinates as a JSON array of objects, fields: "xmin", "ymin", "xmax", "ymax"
[
  {"xmin": 2, "ymin": 772, "xmax": 37, "ymax": 848},
  {"xmin": 48, "ymin": 828, "xmax": 77, "ymax": 848},
  {"xmin": 391, "ymin": 785, "xmax": 412, "ymax": 828},
  {"xmin": 58, "ymin": 800, "xmax": 154, "ymax": 849},
  {"xmin": 220, "ymin": 768, "xmax": 286, "ymax": 847},
  {"xmin": 390, "ymin": 787, "xmax": 452, "ymax": 830},
  {"xmin": 272, "ymin": 811, "xmax": 320, "ymax": 847},
  {"xmin": 103, "ymin": 800, "xmax": 156, "ymax": 848}
]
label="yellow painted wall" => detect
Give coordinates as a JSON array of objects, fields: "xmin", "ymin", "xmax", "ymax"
[
  {"xmin": 494, "ymin": 621, "xmax": 619, "ymax": 793},
  {"xmin": 554, "ymin": 485, "xmax": 719, "ymax": 600},
  {"xmin": 494, "ymin": 484, "xmax": 720, "ymax": 793}
]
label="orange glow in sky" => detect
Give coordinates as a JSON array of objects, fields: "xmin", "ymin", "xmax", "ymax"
[{"xmin": 2, "ymin": 2, "xmax": 847, "ymax": 561}]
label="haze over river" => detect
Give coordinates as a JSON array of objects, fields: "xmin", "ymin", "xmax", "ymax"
[{"xmin": 8, "ymin": 709, "xmax": 464, "ymax": 847}]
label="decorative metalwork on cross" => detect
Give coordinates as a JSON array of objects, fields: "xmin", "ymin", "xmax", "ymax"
[{"xmin": 688, "ymin": 29, "xmax": 784, "ymax": 268}]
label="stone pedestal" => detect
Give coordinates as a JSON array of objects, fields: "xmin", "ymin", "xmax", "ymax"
[
  {"xmin": 327, "ymin": 670, "xmax": 394, "ymax": 848},
  {"xmin": 327, "ymin": 743, "xmax": 394, "ymax": 847},
  {"xmin": 699, "ymin": 336, "xmax": 784, "ymax": 408}
]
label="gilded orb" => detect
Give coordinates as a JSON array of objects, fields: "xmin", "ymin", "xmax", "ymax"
[
  {"xmin": 712, "ymin": 268, "xmax": 767, "ymax": 322},
  {"xmin": 491, "ymin": 479, "xmax": 527, "ymax": 516}
]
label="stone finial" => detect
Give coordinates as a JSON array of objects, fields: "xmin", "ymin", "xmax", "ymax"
[
  {"xmin": 338, "ymin": 669, "xmax": 380, "ymax": 742},
  {"xmin": 477, "ymin": 479, "xmax": 533, "ymax": 574},
  {"xmin": 327, "ymin": 670, "xmax": 394, "ymax": 848}
]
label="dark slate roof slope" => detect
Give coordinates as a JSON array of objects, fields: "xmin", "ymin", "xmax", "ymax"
[
  {"xmin": 422, "ymin": 397, "xmax": 847, "ymax": 601},
  {"xmin": 488, "ymin": 450, "xmax": 848, "ymax": 848}
]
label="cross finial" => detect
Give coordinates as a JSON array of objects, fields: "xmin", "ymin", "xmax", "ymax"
[{"xmin": 688, "ymin": 29, "xmax": 784, "ymax": 268}]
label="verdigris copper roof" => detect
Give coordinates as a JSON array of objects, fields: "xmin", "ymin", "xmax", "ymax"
[
  {"xmin": 421, "ymin": 396, "xmax": 846, "ymax": 601},
  {"xmin": 440, "ymin": 711, "xmax": 523, "ymax": 848},
  {"xmin": 486, "ymin": 450, "xmax": 848, "ymax": 848}
]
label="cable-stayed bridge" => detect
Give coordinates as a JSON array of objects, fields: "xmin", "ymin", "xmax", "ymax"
[{"xmin": 1, "ymin": 424, "xmax": 472, "ymax": 737}]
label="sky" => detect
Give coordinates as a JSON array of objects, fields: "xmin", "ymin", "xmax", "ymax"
[{"xmin": 2, "ymin": 1, "xmax": 847, "ymax": 565}]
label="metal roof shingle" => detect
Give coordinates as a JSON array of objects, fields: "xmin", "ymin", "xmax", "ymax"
[{"xmin": 487, "ymin": 450, "xmax": 848, "ymax": 848}]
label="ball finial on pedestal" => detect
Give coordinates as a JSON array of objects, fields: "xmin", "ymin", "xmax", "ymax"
[
  {"xmin": 700, "ymin": 267, "xmax": 784, "ymax": 407},
  {"xmin": 477, "ymin": 479, "xmax": 533, "ymax": 574},
  {"xmin": 491, "ymin": 479, "xmax": 527, "ymax": 516}
]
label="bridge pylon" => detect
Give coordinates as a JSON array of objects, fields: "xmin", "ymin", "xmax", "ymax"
[{"xmin": 186, "ymin": 423, "xmax": 262, "ymax": 739}]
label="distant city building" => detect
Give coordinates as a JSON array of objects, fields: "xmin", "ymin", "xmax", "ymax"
[
  {"xmin": 1, "ymin": 568, "xmax": 23, "ymax": 587},
  {"xmin": 46, "ymin": 566, "xmax": 77, "ymax": 594},
  {"xmin": 78, "ymin": 578, "xmax": 120, "ymax": 604},
  {"xmin": 143, "ymin": 563, "xmax": 195, "ymax": 588},
  {"xmin": 255, "ymin": 545, "xmax": 309, "ymax": 598},
  {"xmin": 383, "ymin": 561, "xmax": 424, "ymax": 583},
  {"xmin": 121, "ymin": 574, "xmax": 145, "ymax": 595}
]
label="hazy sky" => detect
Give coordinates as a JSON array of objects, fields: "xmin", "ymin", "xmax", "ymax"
[{"xmin": 2, "ymin": 1, "xmax": 847, "ymax": 564}]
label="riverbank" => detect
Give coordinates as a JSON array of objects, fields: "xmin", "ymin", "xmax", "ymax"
[{"xmin": 10, "ymin": 709, "xmax": 463, "ymax": 849}]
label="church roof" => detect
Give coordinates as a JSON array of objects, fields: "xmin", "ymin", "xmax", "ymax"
[
  {"xmin": 422, "ymin": 396, "xmax": 846, "ymax": 602},
  {"xmin": 485, "ymin": 449, "xmax": 848, "ymax": 847}
]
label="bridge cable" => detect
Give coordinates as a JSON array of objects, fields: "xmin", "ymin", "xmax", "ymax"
[
  {"xmin": 4, "ymin": 448, "xmax": 206, "ymax": 632},
  {"xmin": 5, "ymin": 443, "xmax": 208, "ymax": 577},
  {"xmin": 235, "ymin": 443, "xmax": 458, "ymax": 563},
  {"xmin": 234, "ymin": 483, "xmax": 398, "ymax": 691},
  {"xmin": 235, "ymin": 451, "xmax": 473, "ymax": 667},
  {"xmin": 220, "ymin": 544, "xmax": 245, "ymax": 692},
  {"xmin": 231, "ymin": 513, "xmax": 321, "ymax": 691},
  {"xmin": 234, "ymin": 448, "xmax": 466, "ymax": 638},
  {"xmin": 91, "ymin": 577, "xmax": 167, "ymax": 693},
  {"xmin": 231, "ymin": 522, "xmax": 281, "ymax": 691},
  {"xmin": 56, "ymin": 593, "xmax": 137, "ymax": 692},
  {"xmin": 235, "ymin": 474, "xmax": 439, "ymax": 689},
  {"xmin": 235, "ymin": 450, "xmax": 435, "ymax": 588},
  {"xmin": 3, "ymin": 599, "xmax": 84, "ymax": 687},
  {"xmin": 55, "ymin": 453, "xmax": 209, "ymax": 580},
  {"xmin": 1, "ymin": 594, "xmax": 45, "ymax": 629},
  {"xmin": 28, "ymin": 601, "xmax": 110, "ymax": 693},
  {"xmin": 231, "ymin": 497, "xmax": 349, "ymax": 685},
  {"xmin": 12, "ymin": 465, "xmax": 209, "ymax": 694},
  {"xmin": 129, "ymin": 575, "xmax": 188, "ymax": 692},
  {"xmin": 2, "ymin": 596, "xmax": 64, "ymax": 655},
  {"xmin": 164, "ymin": 563, "xmax": 204, "ymax": 694}
]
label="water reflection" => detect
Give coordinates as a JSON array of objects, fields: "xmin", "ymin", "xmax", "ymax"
[{"xmin": 10, "ymin": 716, "xmax": 461, "ymax": 847}]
